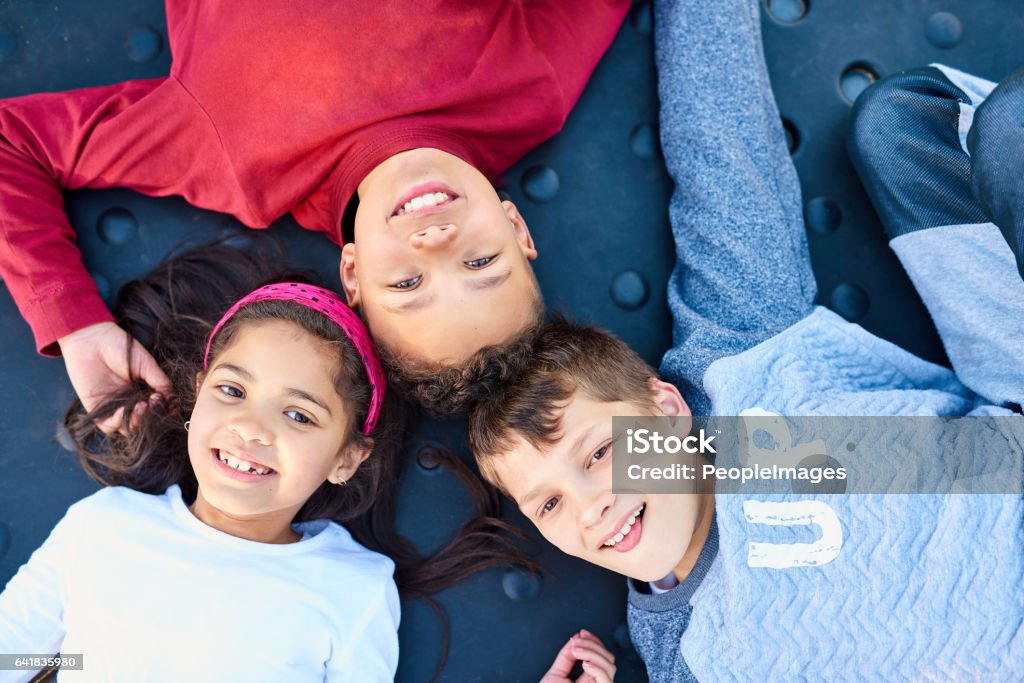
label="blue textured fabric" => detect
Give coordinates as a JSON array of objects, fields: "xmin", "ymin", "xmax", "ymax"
[
  {"xmin": 653, "ymin": 0, "xmax": 816, "ymax": 418},
  {"xmin": 633, "ymin": 0, "xmax": 1024, "ymax": 680},
  {"xmin": 626, "ymin": 519, "xmax": 718, "ymax": 683}
]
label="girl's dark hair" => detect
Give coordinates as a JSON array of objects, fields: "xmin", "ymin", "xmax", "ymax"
[{"xmin": 64, "ymin": 239, "xmax": 538, "ymax": 679}]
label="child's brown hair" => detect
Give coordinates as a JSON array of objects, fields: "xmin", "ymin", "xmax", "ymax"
[{"xmin": 467, "ymin": 318, "xmax": 658, "ymax": 491}]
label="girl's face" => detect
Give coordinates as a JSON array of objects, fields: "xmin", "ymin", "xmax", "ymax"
[{"xmin": 187, "ymin": 319, "xmax": 366, "ymax": 543}]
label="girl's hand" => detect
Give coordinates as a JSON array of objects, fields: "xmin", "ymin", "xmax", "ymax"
[
  {"xmin": 540, "ymin": 629, "xmax": 616, "ymax": 683},
  {"xmin": 59, "ymin": 321, "xmax": 172, "ymax": 435}
]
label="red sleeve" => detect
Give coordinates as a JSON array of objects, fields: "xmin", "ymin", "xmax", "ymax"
[
  {"xmin": 0, "ymin": 77, "xmax": 251, "ymax": 356},
  {"xmin": 523, "ymin": 0, "xmax": 631, "ymax": 115}
]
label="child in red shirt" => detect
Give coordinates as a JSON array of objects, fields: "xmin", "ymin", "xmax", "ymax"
[{"xmin": 0, "ymin": 0, "xmax": 629, "ymax": 427}]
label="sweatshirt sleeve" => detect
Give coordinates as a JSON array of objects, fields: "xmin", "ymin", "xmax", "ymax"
[
  {"xmin": 0, "ymin": 503, "xmax": 87, "ymax": 683},
  {"xmin": 652, "ymin": 0, "xmax": 817, "ymax": 415},
  {"xmin": 0, "ymin": 77, "xmax": 250, "ymax": 355}
]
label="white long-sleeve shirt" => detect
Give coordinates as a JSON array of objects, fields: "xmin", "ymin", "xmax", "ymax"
[{"xmin": 0, "ymin": 485, "xmax": 399, "ymax": 682}]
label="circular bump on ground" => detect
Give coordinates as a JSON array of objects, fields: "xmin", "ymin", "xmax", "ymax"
[
  {"xmin": 0, "ymin": 524, "xmax": 9, "ymax": 558},
  {"xmin": 610, "ymin": 270, "xmax": 650, "ymax": 310},
  {"xmin": 830, "ymin": 283, "xmax": 869, "ymax": 322},
  {"xmin": 846, "ymin": 442, "xmax": 856, "ymax": 452},
  {"xmin": 520, "ymin": 165, "xmax": 560, "ymax": 203},
  {"xmin": 630, "ymin": 123, "xmax": 658, "ymax": 160},
  {"xmin": 629, "ymin": 1, "xmax": 653, "ymax": 35},
  {"xmin": 804, "ymin": 197, "xmax": 843, "ymax": 235},
  {"xmin": 91, "ymin": 272, "xmax": 112, "ymax": 302},
  {"xmin": 792, "ymin": 454, "xmax": 847, "ymax": 494},
  {"xmin": 56, "ymin": 423, "xmax": 76, "ymax": 452},
  {"xmin": 0, "ymin": 27, "xmax": 16, "ymax": 61},
  {"xmin": 502, "ymin": 568, "xmax": 542, "ymax": 601},
  {"xmin": 97, "ymin": 207, "xmax": 139, "ymax": 245},
  {"xmin": 125, "ymin": 26, "xmax": 164, "ymax": 63},
  {"xmin": 765, "ymin": 0, "xmax": 809, "ymax": 24},
  {"xmin": 840, "ymin": 63, "xmax": 879, "ymax": 104},
  {"xmin": 415, "ymin": 444, "xmax": 443, "ymax": 472},
  {"xmin": 781, "ymin": 118, "xmax": 800, "ymax": 155},
  {"xmin": 925, "ymin": 12, "xmax": 963, "ymax": 49}
]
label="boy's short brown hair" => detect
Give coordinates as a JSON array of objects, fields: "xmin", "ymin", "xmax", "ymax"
[{"xmin": 467, "ymin": 319, "xmax": 658, "ymax": 489}]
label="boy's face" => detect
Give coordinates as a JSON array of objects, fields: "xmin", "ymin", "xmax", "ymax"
[
  {"xmin": 342, "ymin": 148, "xmax": 541, "ymax": 366},
  {"xmin": 488, "ymin": 385, "xmax": 709, "ymax": 583}
]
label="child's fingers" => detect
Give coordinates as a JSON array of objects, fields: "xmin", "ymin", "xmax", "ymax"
[
  {"xmin": 571, "ymin": 638, "xmax": 615, "ymax": 668},
  {"xmin": 541, "ymin": 637, "xmax": 580, "ymax": 680},
  {"xmin": 129, "ymin": 339, "xmax": 173, "ymax": 395},
  {"xmin": 571, "ymin": 639, "xmax": 615, "ymax": 680},
  {"xmin": 96, "ymin": 406, "xmax": 125, "ymax": 436},
  {"xmin": 581, "ymin": 659, "xmax": 616, "ymax": 683}
]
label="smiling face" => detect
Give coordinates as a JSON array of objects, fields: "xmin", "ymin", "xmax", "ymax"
[
  {"xmin": 342, "ymin": 148, "xmax": 542, "ymax": 366},
  {"xmin": 487, "ymin": 387, "xmax": 714, "ymax": 583},
  {"xmin": 187, "ymin": 319, "xmax": 365, "ymax": 543}
]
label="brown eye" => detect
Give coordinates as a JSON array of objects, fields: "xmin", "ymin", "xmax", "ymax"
[
  {"xmin": 542, "ymin": 496, "xmax": 560, "ymax": 514},
  {"xmin": 465, "ymin": 255, "xmax": 496, "ymax": 268},
  {"xmin": 392, "ymin": 274, "xmax": 422, "ymax": 290},
  {"xmin": 285, "ymin": 410, "xmax": 312, "ymax": 425},
  {"xmin": 588, "ymin": 443, "xmax": 610, "ymax": 467}
]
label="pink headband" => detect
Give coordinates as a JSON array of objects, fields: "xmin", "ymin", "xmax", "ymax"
[{"xmin": 203, "ymin": 283, "xmax": 385, "ymax": 434}]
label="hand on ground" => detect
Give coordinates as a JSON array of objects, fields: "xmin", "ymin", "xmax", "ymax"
[{"xmin": 540, "ymin": 629, "xmax": 616, "ymax": 683}]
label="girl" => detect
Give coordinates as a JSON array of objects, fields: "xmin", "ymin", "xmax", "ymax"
[{"xmin": 0, "ymin": 242, "xmax": 531, "ymax": 682}]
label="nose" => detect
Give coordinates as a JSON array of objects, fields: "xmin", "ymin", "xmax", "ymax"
[
  {"xmin": 409, "ymin": 223, "xmax": 458, "ymax": 250},
  {"xmin": 228, "ymin": 412, "xmax": 273, "ymax": 446},
  {"xmin": 578, "ymin": 487, "xmax": 616, "ymax": 531}
]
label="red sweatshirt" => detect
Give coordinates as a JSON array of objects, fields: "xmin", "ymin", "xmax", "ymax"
[{"xmin": 0, "ymin": 0, "xmax": 628, "ymax": 355}]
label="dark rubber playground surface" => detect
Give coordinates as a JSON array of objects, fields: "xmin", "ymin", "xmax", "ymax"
[{"xmin": 1, "ymin": 1, "xmax": 1022, "ymax": 680}]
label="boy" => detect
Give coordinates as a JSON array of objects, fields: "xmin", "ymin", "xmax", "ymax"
[
  {"xmin": 0, "ymin": 0, "xmax": 629, "ymax": 428},
  {"xmin": 467, "ymin": 0, "xmax": 1024, "ymax": 679}
]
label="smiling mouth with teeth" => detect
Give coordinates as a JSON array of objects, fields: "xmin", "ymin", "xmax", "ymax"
[
  {"xmin": 394, "ymin": 191, "xmax": 454, "ymax": 217},
  {"xmin": 215, "ymin": 449, "xmax": 274, "ymax": 476},
  {"xmin": 602, "ymin": 504, "xmax": 645, "ymax": 548}
]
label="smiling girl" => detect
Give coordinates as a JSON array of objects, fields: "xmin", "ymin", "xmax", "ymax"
[{"xmin": 0, "ymin": 242, "xmax": 528, "ymax": 682}]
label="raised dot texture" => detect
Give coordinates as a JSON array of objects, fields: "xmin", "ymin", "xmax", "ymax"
[
  {"xmin": 520, "ymin": 166, "xmax": 560, "ymax": 203},
  {"xmin": 125, "ymin": 26, "xmax": 163, "ymax": 63},
  {"xmin": 805, "ymin": 197, "xmax": 842, "ymax": 234},
  {"xmin": 840, "ymin": 64, "xmax": 879, "ymax": 104},
  {"xmin": 629, "ymin": 1, "xmax": 653, "ymax": 35},
  {"xmin": 502, "ymin": 568, "xmax": 541, "ymax": 601},
  {"xmin": 926, "ymin": 12, "xmax": 963, "ymax": 49},
  {"xmin": 830, "ymin": 283, "xmax": 869, "ymax": 321},
  {"xmin": 56, "ymin": 423, "xmax": 76, "ymax": 452},
  {"xmin": 416, "ymin": 445, "xmax": 442, "ymax": 471},
  {"xmin": 0, "ymin": 524, "xmax": 9, "ymax": 558},
  {"xmin": 97, "ymin": 207, "xmax": 138, "ymax": 245},
  {"xmin": 610, "ymin": 270, "xmax": 649, "ymax": 310},
  {"xmin": 766, "ymin": 0, "xmax": 809, "ymax": 23},
  {"xmin": 630, "ymin": 123, "xmax": 658, "ymax": 160},
  {"xmin": 792, "ymin": 455, "xmax": 847, "ymax": 494},
  {"xmin": 0, "ymin": 28, "xmax": 15, "ymax": 60},
  {"xmin": 782, "ymin": 118, "xmax": 800, "ymax": 154}
]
